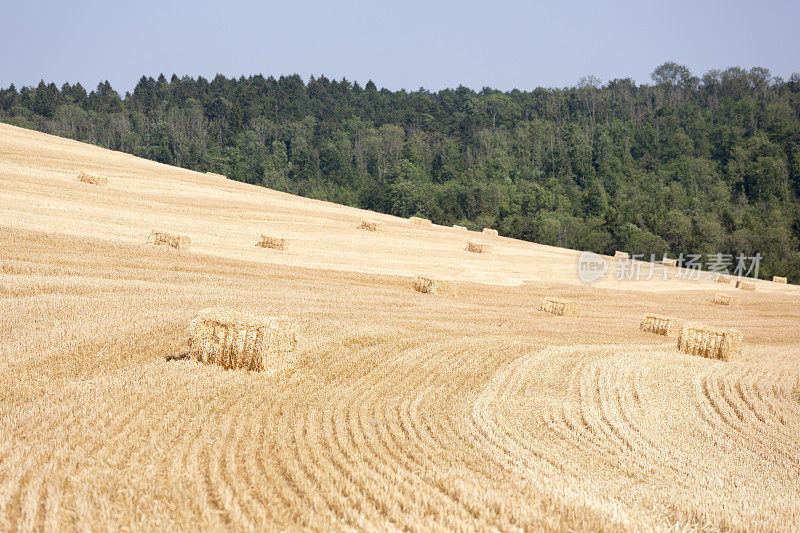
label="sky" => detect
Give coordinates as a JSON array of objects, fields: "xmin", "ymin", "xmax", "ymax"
[{"xmin": 1, "ymin": 0, "xmax": 798, "ymax": 93}]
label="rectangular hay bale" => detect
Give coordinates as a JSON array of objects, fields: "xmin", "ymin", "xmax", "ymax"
[
  {"xmin": 412, "ymin": 275, "xmax": 457, "ymax": 296},
  {"xmin": 358, "ymin": 219, "xmax": 386, "ymax": 232},
  {"xmin": 661, "ymin": 257, "xmax": 677, "ymax": 267},
  {"xmin": 716, "ymin": 274, "xmax": 732, "ymax": 284},
  {"xmin": 466, "ymin": 241, "xmax": 491, "ymax": 254},
  {"xmin": 640, "ymin": 314, "xmax": 672, "ymax": 335},
  {"xmin": 772, "ymin": 276, "xmax": 787, "ymax": 284},
  {"xmin": 453, "ymin": 225, "xmax": 467, "ymax": 231},
  {"xmin": 77, "ymin": 171, "xmax": 108, "ymax": 186},
  {"xmin": 409, "ymin": 216, "xmax": 432, "ymax": 227},
  {"xmin": 482, "ymin": 228, "xmax": 499, "ymax": 236},
  {"xmin": 736, "ymin": 279, "xmax": 755, "ymax": 291},
  {"xmin": 614, "ymin": 251, "xmax": 629, "ymax": 260},
  {"xmin": 256, "ymin": 235, "xmax": 288, "ymax": 250},
  {"xmin": 188, "ymin": 308, "xmax": 298, "ymax": 371},
  {"xmin": 539, "ymin": 297, "xmax": 579, "ymax": 317},
  {"xmin": 149, "ymin": 230, "xmax": 191, "ymax": 250},
  {"xmin": 713, "ymin": 293, "xmax": 741, "ymax": 306},
  {"xmin": 677, "ymin": 322, "xmax": 742, "ymax": 361}
]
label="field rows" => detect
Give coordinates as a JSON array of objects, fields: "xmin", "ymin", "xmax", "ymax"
[
  {"xmin": 2, "ymin": 230, "xmax": 799, "ymax": 531},
  {"xmin": 1, "ymin": 124, "xmax": 799, "ymax": 531}
]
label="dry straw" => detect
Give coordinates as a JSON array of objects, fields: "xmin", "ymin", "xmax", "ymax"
[
  {"xmin": 713, "ymin": 293, "xmax": 741, "ymax": 306},
  {"xmin": 614, "ymin": 251, "xmax": 629, "ymax": 260},
  {"xmin": 640, "ymin": 314, "xmax": 671, "ymax": 335},
  {"xmin": 466, "ymin": 241, "xmax": 492, "ymax": 254},
  {"xmin": 148, "ymin": 230, "xmax": 191, "ymax": 250},
  {"xmin": 256, "ymin": 235, "xmax": 288, "ymax": 250},
  {"xmin": 409, "ymin": 216, "xmax": 432, "ymax": 227},
  {"xmin": 661, "ymin": 257, "xmax": 677, "ymax": 267},
  {"xmin": 716, "ymin": 274, "xmax": 732, "ymax": 284},
  {"xmin": 677, "ymin": 322, "xmax": 742, "ymax": 361},
  {"xmin": 539, "ymin": 297, "xmax": 579, "ymax": 317},
  {"xmin": 773, "ymin": 276, "xmax": 787, "ymax": 284},
  {"xmin": 77, "ymin": 171, "xmax": 108, "ymax": 186},
  {"xmin": 482, "ymin": 228, "xmax": 499, "ymax": 236},
  {"xmin": 453, "ymin": 225, "xmax": 467, "ymax": 231},
  {"xmin": 358, "ymin": 219, "xmax": 386, "ymax": 232},
  {"xmin": 412, "ymin": 275, "xmax": 457, "ymax": 296},
  {"xmin": 188, "ymin": 308, "xmax": 298, "ymax": 371},
  {"xmin": 736, "ymin": 279, "xmax": 755, "ymax": 291}
]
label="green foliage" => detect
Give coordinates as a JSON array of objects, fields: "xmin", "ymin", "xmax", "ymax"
[{"xmin": 2, "ymin": 62, "xmax": 800, "ymax": 281}]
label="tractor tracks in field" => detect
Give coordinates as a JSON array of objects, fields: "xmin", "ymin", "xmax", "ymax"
[
  {"xmin": 3, "ymin": 329, "xmax": 799, "ymax": 530},
  {"xmin": 693, "ymin": 362, "xmax": 800, "ymax": 474}
]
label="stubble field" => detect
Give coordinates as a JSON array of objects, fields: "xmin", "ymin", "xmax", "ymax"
[{"xmin": 1, "ymin": 123, "xmax": 799, "ymax": 531}]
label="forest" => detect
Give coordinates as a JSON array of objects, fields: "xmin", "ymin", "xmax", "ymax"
[{"xmin": 2, "ymin": 62, "xmax": 799, "ymax": 281}]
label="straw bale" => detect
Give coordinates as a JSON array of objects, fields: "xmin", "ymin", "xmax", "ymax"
[
  {"xmin": 149, "ymin": 230, "xmax": 191, "ymax": 250},
  {"xmin": 678, "ymin": 322, "xmax": 742, "ymax": 360},
  {"xmin": 358, "ymin": 219, "xmax": 386, "ymax": 231},
  {"xmin": 539, "ymin": 297, "xmax": 579, "ymax": 317},
  {"xmin": 412, "ymin": 275, "xmax": 457, "ymax": 296},
  {"xmin": 465, "ymin": 241, "xmax": 491, "ymax": 254},
  {"xmin": 77, "ymin": 171, "xmax": 108, "ymax": 186},
  {"xmin": 713, "ymin": 293, "xmax": 741, "ymax": 306},
  {"xmin": 736, "ymin": 280, "xmax": 755, "ymax": 291},
  {"xmin": 257, "ymin": 235, "xmax": 288, "ymax": 250},
  {"xmin": 640, "ymin": 314, "xmax": 671, "ymax": 335},
  {"xmin": 188, "ymin": 308, "xmax": 298, "ymax": 371}
]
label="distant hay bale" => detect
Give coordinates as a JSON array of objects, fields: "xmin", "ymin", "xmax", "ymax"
[
  {"xmin": 256, "ymin": 235, "xmax": 288, "ymax": 250},
  {"xmin": 661, "ymin": 257, "xmax": 677, "ymax": 267},
  {"xmin": 412, "ymin": 275, "xmax": 457, "ymax": 296},
  {"xmin": 466, "ymin": 241, "xmax": 492, "ymax": 254},
  {"xmin": 640, "ymin": 314, "xmax": 671, "ymax": 335},
  {"xmin": 773, "ymin": 276, "xmax": 787, "ymax": 284},
  {"xmin": 677, "ymin": 322, "xmax": 743, "ymax": 361},
  {"xmin": 148, "ymin": 230, "xmax": 191, "ymax": 250},
  {"xmin": 77, "ymin": 171, "xmax": 108, "ymax": 186},
  {"xmin": 713, "ymin": 293, "xmax": 741, "ymax": 306},
  {"xmin": 482, "ymin": 228, "xmax": 499, "ymax": 236},
  {"xmin": 716, "ymin": 274, "xmax": 732, "ymax": 284},
  {"xmin": 358, "ymin": 219, "xmax": 386, "ymax": 232},
  {"xmin": 736, "ymin": 279, "xmax": 755, "ymax": 291},
  {"xmin": 409, "ymin": 216, "xmax": 432, "ymax": 227},
  {"xmin": 188, "ymin": 308, "xmax": 298, "ymax": 371},
  {"xmin": 453, "ymin": 225, "xmax": 467, "ymax": 231},
  {"xmin": 539, "ymin": 297, "xmax": 579, "ymax": 317},
  {"xmin": 206, "ymin": 171, "xmax": 227, "ymax": 179},
  {"xmin": 614, "ymin": 251, "xmax": 629, "ymax": 260}
]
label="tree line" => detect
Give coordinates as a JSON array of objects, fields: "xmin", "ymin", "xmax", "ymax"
[{"xmin": 2, "ymin": 62, "xmax": 799, "ymax": 281}]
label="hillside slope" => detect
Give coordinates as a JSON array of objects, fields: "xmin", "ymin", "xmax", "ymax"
[
  {"xmin": 3, "ymin": 123, "xmax": 792, "ymax": 293},
  {"xmin": 1, "ymin": 124, "xmax": 799, "ymax": 531}
]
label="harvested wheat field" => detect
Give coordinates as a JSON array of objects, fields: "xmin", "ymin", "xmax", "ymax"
[{"xmin": 1, "ymin": 123, "xmax": 800, "ymax": 531}]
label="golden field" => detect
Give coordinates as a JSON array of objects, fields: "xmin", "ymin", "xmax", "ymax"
[{"xmin": 1, "ymin": 122, "xmax": 799, "ymax": 531}]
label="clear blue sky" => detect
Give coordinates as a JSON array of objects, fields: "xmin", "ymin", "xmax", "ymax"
[{"xmin": 1, "ymin": 0, "xmax": 797, "ymax": 92}]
